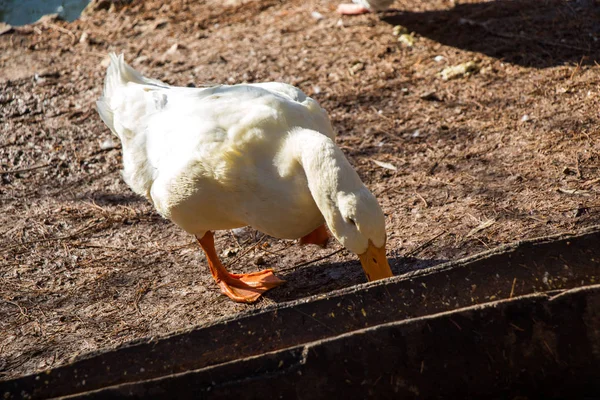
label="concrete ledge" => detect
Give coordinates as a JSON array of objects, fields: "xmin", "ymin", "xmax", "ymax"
[{"xmin": 2, "ymin": 226, "xmax": 600, "ymax": 399}]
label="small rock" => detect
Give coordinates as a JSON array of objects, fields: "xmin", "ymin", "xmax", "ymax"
[
  {"xmin": 398, "ymin": 33, "xmax": 415, "ymax": 47},
  {"xmin": 100, "ymin": 138, "xmax": 117, "ymax": 150},
  {"xmin": 433, "ymin": 55, "xmax": 445, "ymax": 63},
  {"xmin": 392, "ymin": 25, "xmax": 408, "ymax": 36},
  {"xmin": 154, "ymin": 19, "xmax": 169, "ymax": 29},
  {"xmin": 221, "ymin": 247, "xmax": 239, "ymax": 258},
  {"xmin": 573, "ymin": 206, "xmax": 589, "ymax": 218},
  {"xmin": 0, "ymin": 22, "xmax": 13, "ymax": 36},
  {"xmin": 349, "ymin": 62, "xmax": 364, "ymax": 74},
  {"xmin": 165, "ymin": 43, "xmax": 179, "ymax": 55},
  {"xmin": 33, "ymin": 75, "xmax": 46, "ymax": 85},
  {"xmin": 311, "ymin": 11, "xmax": 324, "ymax": 20},
  {"xmin": 520, "ymin": 114, "xmax": 531, "ymax": 122},
  {"xmin": 507, "ymin": 175, "xmax": 524, "ymax": 184},
  {"xmin": 562, "ymin": 166, "xmax": 576, "ymax": 176},
  {"xmin": 35, "ymin": 69, "xmax": 60, "ymax": 79},
  {"xmin": 79, "ymin": 31, "xmax": 89, "ymax": 44},
  {"xmin": 100, "ymin": 56, "xmax": 111, "ymax": 68},
  {"xmin": 232, "ymin": 227, "xmax": 248, "ymax": 236},
  {"xmin": 440, "ymin": 61, "xmax": 480, "ymax": 80},
  {"xmin": 480, "ymin": 66, "xmax": 493, "ymax": 75},
  {"xmin": 420, "ymin": 91, "xmax": 441, "ymax": 101}
]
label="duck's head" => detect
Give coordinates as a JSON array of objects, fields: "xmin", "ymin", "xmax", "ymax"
[
  {"xmin": 290, "ymin": 128, "xmax": 394, "ymax": 282},
  {"xmin": 329, "ymin": 188, "xmax": 393, "ymax": 281}
]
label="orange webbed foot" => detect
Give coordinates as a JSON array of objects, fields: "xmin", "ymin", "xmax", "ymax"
[
  {"xmin": 218, "ymin": 269, "xmax": 285, "ymax": 303},
  {"xmin": 197, "ymin": 231, "xmax": 285, "ymax": 303},
  {"xmin": 300, "ymin": 224, "xmax": 330, "ymax": 248}
]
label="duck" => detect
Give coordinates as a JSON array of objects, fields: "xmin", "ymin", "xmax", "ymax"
[
  {"xmin": 337, "ymin": 0, "xmax": 394, "ymax": 15},
  {"xmin": 97, "ymin": 53, "xmax": 393, "ymax": 303}
]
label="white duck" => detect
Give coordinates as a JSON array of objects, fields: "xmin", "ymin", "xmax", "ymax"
[{"xmin": 97, "ymin": 53, "xmax": 392, "ymax": 303}]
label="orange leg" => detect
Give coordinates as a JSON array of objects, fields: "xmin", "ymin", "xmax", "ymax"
[
  {"xmin": 197, "ymin": 231, "xmax": 285, "ymax": 303},
  {"xmin": 337, "ymin": 3, "xmax": 370, "ymax": 15},
  {"xmin": 299, "ymin": 224, "xmax": 330, "ymax": 248}
]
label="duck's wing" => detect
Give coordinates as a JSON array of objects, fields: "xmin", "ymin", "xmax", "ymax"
[{"xmin": 248, "ymin": 82, "xmax": 336, "ymax": 140}]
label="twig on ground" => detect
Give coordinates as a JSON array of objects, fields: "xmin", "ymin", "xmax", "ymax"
[
  {"xmin": 415, "ymin": 192, "xmax": 429, "ymax": 208},
  {"xmin": 229, "ymin": 230, "xmax": 241, "ymax": 247},
  {"xmin": 406, "ymin": 230, "xmax": 446, "ymax": 258},
  {"xmin": 569, "ymin": 56, "xmax": 585, "ymax": 81},
  {"xmin": 428, "ymin": 151, "xmax": 449, "ymax": 176},
  {"xmin": 0, "ymin": 163, "xmax": 51, "ymax": 175},
  {"xmin": 466, "ymin": 219, "xmax": 496, "ymax": 239},
  {"xmin": 45, "ymin": 23, "xmax": 77, "ymax": 44},
  {"xmin": 575, "ymin": 154, "xmax": 584, "ymax": 180},
  {"xmin": 0, "ymin": 220, "xmax": 102, "ymax": 254},
  {"xmin": 133, "ymin": 282, "xmax": 152, "ymax": 315},
  {"xmin": 509, "ymin": 277, "xmax": 517, "ymax": 299},
  {"xmin": 581, "ymin": 178, "xmax": 600, "ymax": 187},
  {"xmin": 278, "ymin": 248, "xmax": 344, "ymax": 273},
  {"xmin": 2, "ymin": 299, "xmax": 30, "ymax": 320},
  {"xmin": 225, "ymin": 235, "xmax": 267, "ymax": 267}
]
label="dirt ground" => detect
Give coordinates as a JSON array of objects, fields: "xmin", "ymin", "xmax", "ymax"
[{"xmin": 1, "ymin": 0, "xmax": 599, "ymax": 381}]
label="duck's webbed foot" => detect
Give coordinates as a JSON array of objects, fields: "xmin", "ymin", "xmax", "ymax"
[
  {"xmin": 197, "ymin": 231, "xmax": 285, "ymax": 303},
  {"xmin": 299, "ymin": 224, "xmax": 330, "ymax": 248}
]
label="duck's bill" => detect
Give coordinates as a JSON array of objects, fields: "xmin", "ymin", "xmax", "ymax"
[{"xmin": 358, "ymin": 241, "xmax": 393, "ymax": 281}]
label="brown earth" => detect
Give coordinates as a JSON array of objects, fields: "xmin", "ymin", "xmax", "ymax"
[{"xmin": 1, "ymin": 0, "xmax": 599, "ymax": 380}]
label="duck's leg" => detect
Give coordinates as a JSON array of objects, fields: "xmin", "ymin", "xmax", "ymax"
[
  {"xmin": 337, "ymin": 3, "xmax": 370, "ymax": 14},
  {"xmin": 197, "ymin": 231, "xmax": 285, "ymax": 303},
  {"xmin": 299, "ymin": 224, "xmax": 330, "ymax": 248}
]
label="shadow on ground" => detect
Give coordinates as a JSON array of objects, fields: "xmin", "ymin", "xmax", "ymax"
[
  {"xmin": 268, "ymin": 255, "xmax": 447, "ymax": 302},
  {"xmin": 382, "ymin": 0, "xmax": 600, "ymax": 68},
  {"xmin": 82, "ymin": 192, "xmax": 147, "ymax": 207}
]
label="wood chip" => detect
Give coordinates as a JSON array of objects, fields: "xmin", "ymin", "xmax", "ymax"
[
  {"xmin": 466, "ymin": 219, "xmax": 496, "ymax": 238},
  {"xmin": 372, "ymin": 159, "xmax": 397, "ymax": 171},
  {"xmin": 557, "ymin": 188, "xmax": 593, "ymax": 196}
]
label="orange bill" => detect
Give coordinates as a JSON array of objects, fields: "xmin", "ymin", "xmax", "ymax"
[{"xmin": 358, "ymin": 240, "xmax": 393, "ymax": 281}]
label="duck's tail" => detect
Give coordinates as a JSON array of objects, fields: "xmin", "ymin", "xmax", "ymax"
[{"xmin": 96, "ymin": 53, "xmax": 169, "ymax": 136}]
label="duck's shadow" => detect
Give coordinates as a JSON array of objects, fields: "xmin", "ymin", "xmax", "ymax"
[
  {"xmin": 266, "ymin": 255, "xmax": 446, "ymax": 302},
  {"xmin": 381, "ymin": 0, "xmax": 600, "ymax": 68},
  {"xmin": 82, "ymin": 192, "xmax": 147, "ymax": 207}
]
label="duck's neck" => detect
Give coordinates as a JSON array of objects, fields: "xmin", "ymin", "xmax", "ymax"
[{"xmin": 287, "ymin": 128, "xmax": 363, "ymax": 227}]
